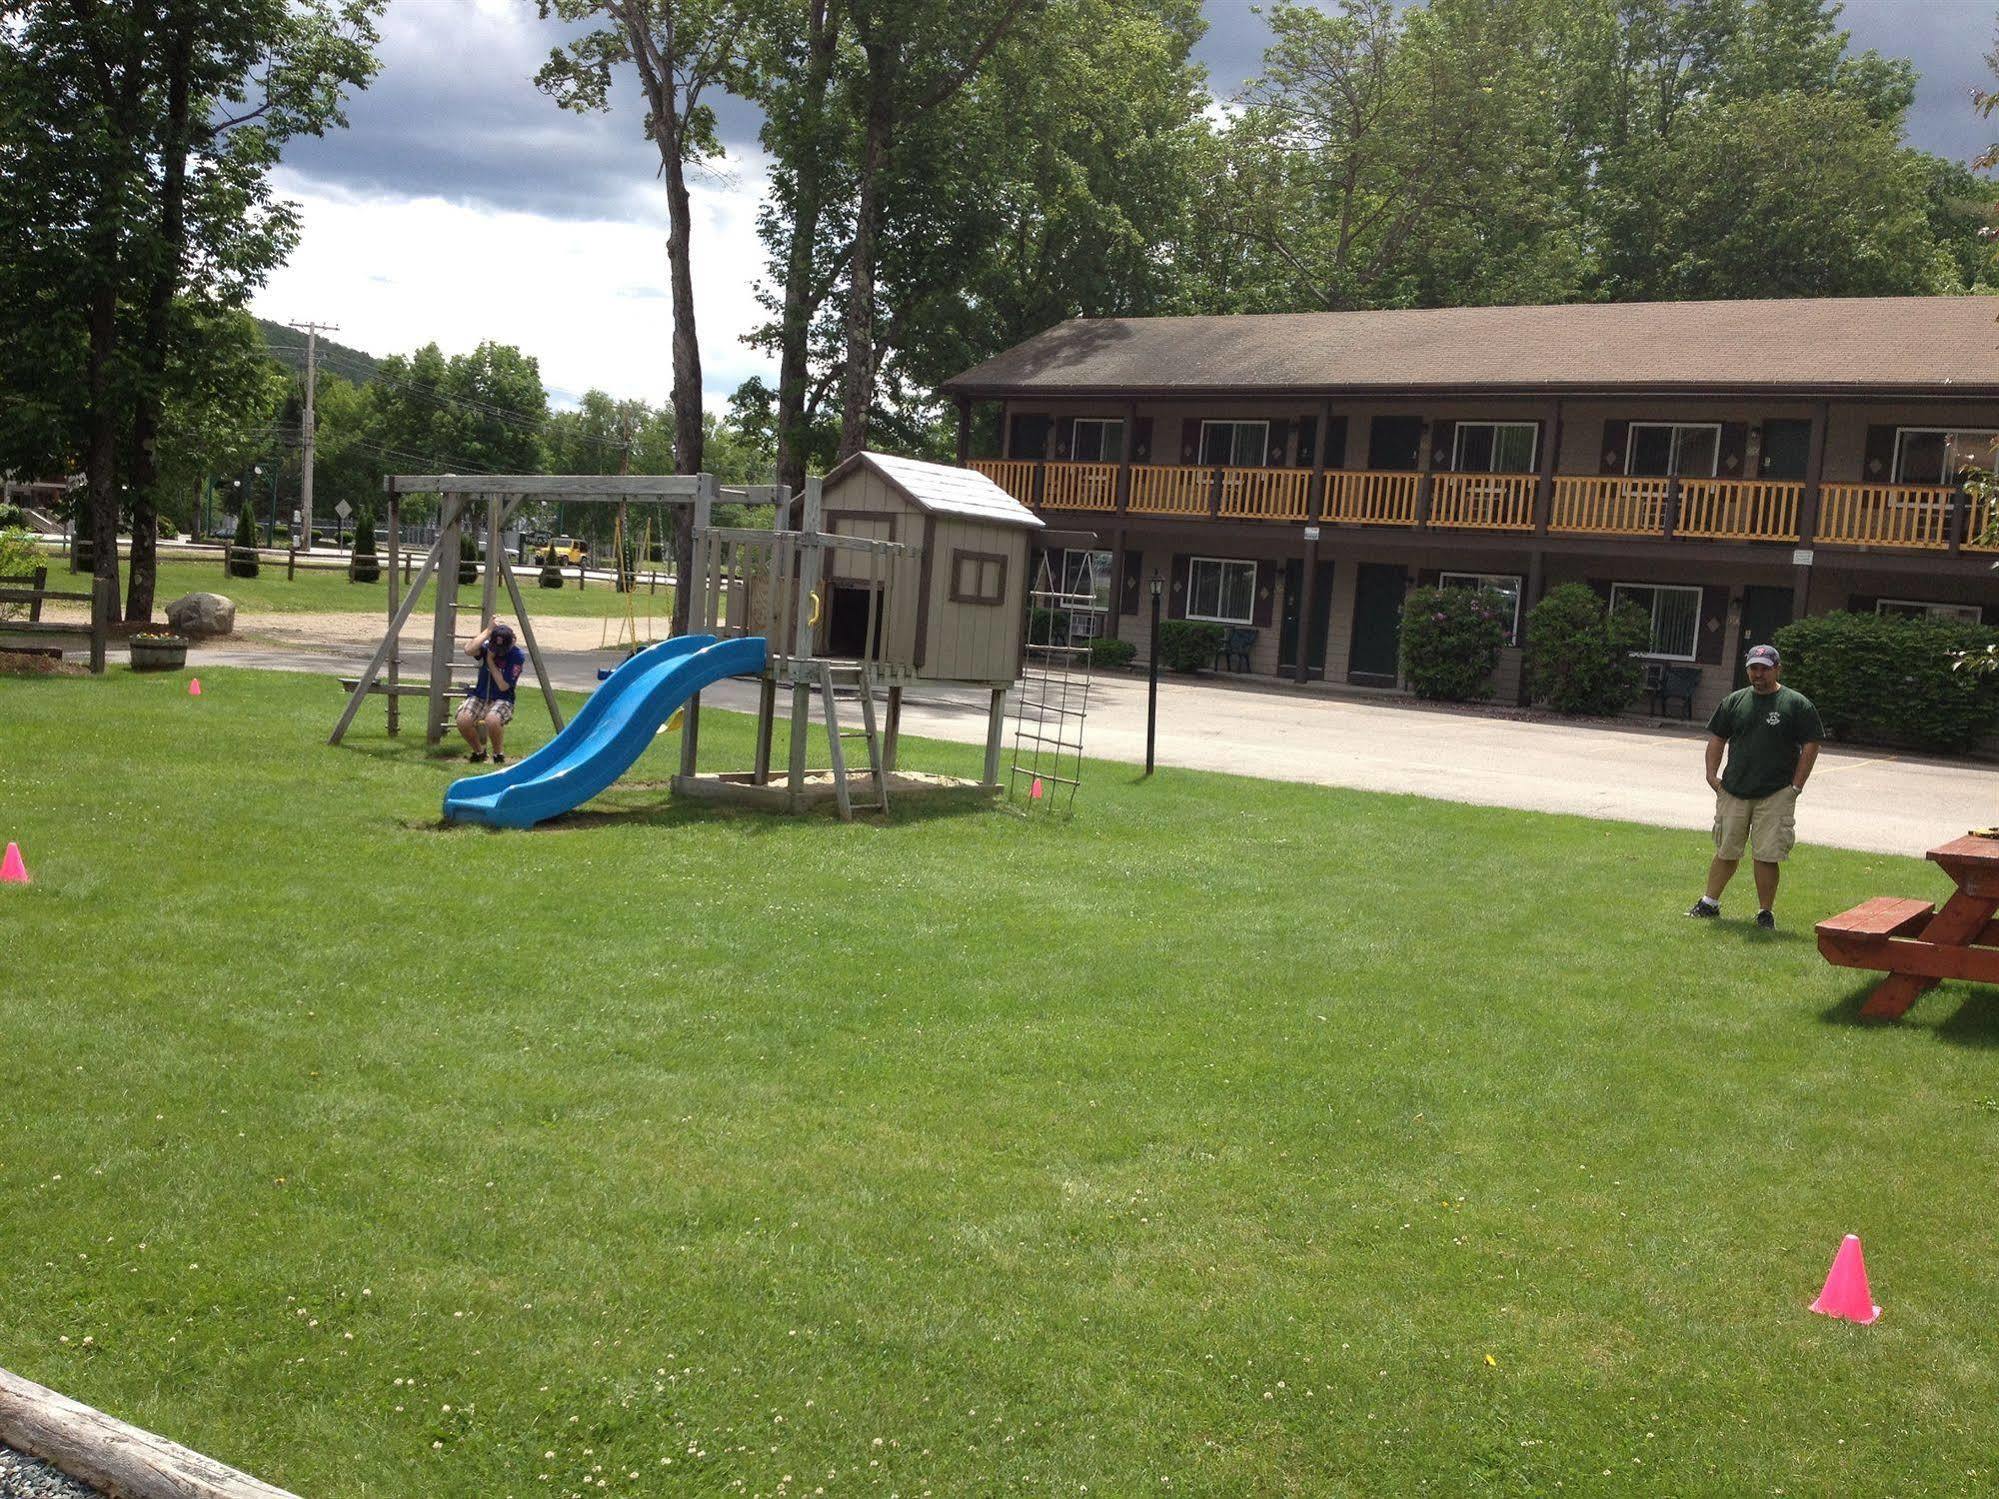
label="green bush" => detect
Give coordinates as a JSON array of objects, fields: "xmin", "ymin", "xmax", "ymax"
[
  {"xmin": 538, "ymin": 561, "xmax": 565, "ymax": 589},
  {"xmin": 1399, "ymin": 585, "xmax": 1510, "ymax": 701},
  {"xmin": 1775, "ymin": 610, "xmax": 1999, "ymax": 752},
  {"xmin": 458, "ymin": 532, "xmax": 478, "ymax": 586},
  {"xmin": 1157, "ymin": 620, "xmax": 1225, "ymax": 673},
  {"xmin": 1088, "ymin": 636, "xmax": 1137, "ymax": 669},
  {"xmin": 0, "ymin": 503, "xmax": 23, "ymax": 529},
  {"xmin": 1525, "ymin": 583, "xmax": 1650, "ymax": 715},
  {"xmin": 229, "ymin": 507, "xmax": 259, "ymax": 578},
  {"xmin": 349, "ymin": 511, "xmax": 379, "ymax": 584},
  {"xmin": 0, "ymin": 528, "xmax": 41, "ymax": 621},
  {"xmin": 155, "ymin": 514, "xmax": 176, "ymax": 539}
]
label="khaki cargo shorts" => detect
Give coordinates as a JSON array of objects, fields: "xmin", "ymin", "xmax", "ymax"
[{"xmin": 1713, "ymin": 786, "xmax": 1798, "ymax": 863}]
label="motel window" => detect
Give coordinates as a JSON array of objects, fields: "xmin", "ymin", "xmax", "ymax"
[
  {"xmin": 1440, "ymin": 571, "xmax": 1524, "ymax": 643},
  {"xmin": 1610, "ymin": 582, "xmax": 1703, "ymax": 661},
  {"xmin": 1626, "ymin": 423, "xmax": 1720, "ymax": 478},
  {"xmin": 1891, "ymin": 429, "xmax": 1999, "ymax": 486},
  {"xmin": 1072, "ymin": 419, "xmax": 1125, "ymax": 464},
  {"xmin": 950, "ymin": 550, "xmax": 1007, "ymax": 607},
  {"xmin": 1877, "ymin": 598, "xmax": 1984, "ymax": 625},
  {"xmin": 1452, "ymin": 422, "xmax": 1538, "ymax": 474},
  {"xmin": 1187, "ymin": 557, "xmax": 1257, "ymax": 625},
  {"xmin": 1060, "ymin": 549, "xmax": 1114, "ymax": 639},
  {"xmin": 1200, "ymin": 420, "xmax": 1272, "ymax": 469}
]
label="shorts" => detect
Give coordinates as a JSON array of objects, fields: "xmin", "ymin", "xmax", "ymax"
[
  {"xmin": 458, "ymin": 696, "xmax": 514, "ymax": 726},
  {"xmin": 1713, "ymin": 786, "xmax": 1797, "ymax": 863}
]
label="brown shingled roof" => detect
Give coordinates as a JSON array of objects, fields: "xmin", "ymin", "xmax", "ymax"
[{"xmin": 941, "ymin": 297, "xmax": 1999, "ymax": 397}]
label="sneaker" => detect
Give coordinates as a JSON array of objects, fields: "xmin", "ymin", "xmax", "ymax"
[
  {"xmin": 468, "ymin": 751, "xmax": 487, "ymax": 764},
  {"xmin": 1756, "ymin": 909, "xmax": 1775, "ymax": 930},
  {"xmin": 492, "ymin": 754, "xmax": 507, "ymax": 767},
  {"xmin": 1686, "ymin": 898, "xmax": 1720, "ymax": 918}
]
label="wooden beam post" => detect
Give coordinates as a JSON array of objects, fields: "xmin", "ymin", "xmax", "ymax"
[
  {"xmin": 884, "ymin": 683, "xmax": 903, "ymax": 771},
  {"xmin": 481, "ymin": 493, "xmax": 502, "ymax": 627},
  {"xmin": 678, "ymin": 474, "xmax": 717, "ymax": 780},
  {"xmin": 385, "ymin": 494, "xmax": 401, "ymax": 737},
  {"xmin": 426, "ymin": 495, "xmax": 464, "ymax": 746},
  {"xmin": 754, "ymin": 676, "xmax": 778, "ymax": 784},
  {"xmin": 983, "ymin": 686, "xmax": 1007, "ymax": 787}
]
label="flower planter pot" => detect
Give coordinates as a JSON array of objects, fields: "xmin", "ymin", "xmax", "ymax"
[{"xmin": 129, "ymin": 636, "xmax": 189, "ymax": 671}]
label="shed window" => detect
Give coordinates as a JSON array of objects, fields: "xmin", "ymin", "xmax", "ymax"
[
  {"xmin": 1440, "ymin": 571, "xmax": 1523, "ymax": 643},
  {"xmin": 1891, "ymin": 429, "xmax": 1999, "ymax": 485},
  {"xmin": 950, "ymin": 550, "xmax": 1007, "ymax": 607},
  {"xmin": 1187, "ymin": 556, "xmax": 1256, "ymax": 625},
  {"xmin": 1877, "ymin": 598, "xmax": 1983, "ymax": 624},
  {"xmin": 1072, "ymin": 419, "xmax": 1124, "ymax": 463},
  {"xmin": 1611, "ymin": 582, "xmax": 1702, "ymax": 661}
]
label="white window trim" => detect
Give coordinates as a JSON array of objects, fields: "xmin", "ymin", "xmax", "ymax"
[
  {"xmin": 1440, "ymin": 571, "xmax": 1524, "ymax": 642},
  {"xmin": 1876, "ymin": 597, "xmax": 1984, "ymax": 624},
  {"xmin": 1890, "ymin": 428, "xmax": 1999, "ymax": 486},
  {"xmin": 1186, "ymin": 555, "xmax": 1258, "ymax": 625},
  {"xmin": 1071, "ymin": 418, "xmax": 1125, "ymax": 465},
  {"xmin": 1611, "ymin": 580, "xmax": 1704, "ymax": 662},
  {"xmin": 1625, "ymin": 422, "xmax": 1722, "ymax": 478},
  {"xmin": 1200, "ymin": 419, "xmax": 1271, "ymax": 469},
  {"xmin": 1061, "ymin": 548, "xmax": 1114, "ymax": 615},
  {"xmin": 1450, "ymin": 422, "xmax": 1539, "ymax": 474}
]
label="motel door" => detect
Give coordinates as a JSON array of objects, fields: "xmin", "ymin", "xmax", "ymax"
[
  {"xmin": 1734, "ymin": 585, "xmax": 1793, "ymax": 690},
  {"xmin": 1278, "ymin": 559, "xmax": 1334, "ymax": 678},
  {"xmin": 1348, "ymin": 563, "xmax": 1405, "ymax": 687}
]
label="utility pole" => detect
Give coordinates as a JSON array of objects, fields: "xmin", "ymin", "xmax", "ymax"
[{"xmin": 289, "ymin": 320, "xmax": 339, "ymax": 551}]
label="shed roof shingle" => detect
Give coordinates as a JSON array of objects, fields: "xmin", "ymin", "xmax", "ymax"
[
  {"xmin": 825, "ymin": 450, "xmax": 1045, "ymax": 530},
  {"xmin": 941, "ymin": 297, "xmax": 1999, "ymax": 396}
]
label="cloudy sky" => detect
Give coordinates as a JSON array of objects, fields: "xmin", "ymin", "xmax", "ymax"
[{"xmin": 254, "ymin": 0, "xmax": 1999, "ymax": 412}]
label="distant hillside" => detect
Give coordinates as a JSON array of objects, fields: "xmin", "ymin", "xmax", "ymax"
[{"xmin": 257, "ymin": 318, "xmax": 382, "ymax": 385}]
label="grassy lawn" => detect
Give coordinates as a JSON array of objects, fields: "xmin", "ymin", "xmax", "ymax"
[
  {"xmin": 3, "ymin": 667, "xmax": 1997, "ymax": 1496},
  {"xmin": 34, "ymin": 551, "xmax": 668, "ymax": 620}
]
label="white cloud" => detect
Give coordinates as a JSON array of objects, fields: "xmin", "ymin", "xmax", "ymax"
[{"xmin": 252, "ymin": 162, "xmax": 779, "ymax": 412}]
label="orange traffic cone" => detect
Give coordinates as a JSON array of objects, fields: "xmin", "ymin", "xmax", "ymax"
[
  {"xmin": 188, "ymin": 677, "xmax": 202, "ymax": 696},
  {"xmin": 1810, "ymin": 1234, "xmax": 1880, "ymax": 1325},
  {"xmin": 1, "ymin": 842, "xmax": 28, "ymax": 885},
  {"xmin": 1031, "ymin": 776, "xmax": 1045, "ymax": 800}
]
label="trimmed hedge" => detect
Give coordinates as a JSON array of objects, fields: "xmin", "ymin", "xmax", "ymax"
[
  {"xmin": 1088, "ymin": 636, "xmax": 1137, "ymax": 669},
  {"xmin": 1399, "ymin": 584, "xmax": 1509, "ymax": 701},
  {"xmin": 1524, "ymin": 583, "xmax": 1650, "ymax": 715},
  {"xmin": 1774, "ymin": 610, "xmax": 1999, "ymax": 752},
  {"xmin": 349, "ymin": 511, "xmax": 380, "ymax": 584},
  {"xmin": 1157, "ymin": 620, "xmax": 1224, "ymax": 673},
  {"xmin": 538, "ymin": 562, "xmax": 565, "ymax": 589},
  {"xmin": 229, "ymin": 507, "xmax": 260, "ymax": 578}
]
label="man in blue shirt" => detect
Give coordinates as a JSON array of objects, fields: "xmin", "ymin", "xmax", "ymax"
[{"xmin": 456, "ymin": 620, "xmax": 527, "ymax": 765}]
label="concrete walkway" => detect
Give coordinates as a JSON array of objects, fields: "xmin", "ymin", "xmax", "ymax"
[{"xmin": 192, "ymin": 632, "xmax": 1987, "ymax": 857}]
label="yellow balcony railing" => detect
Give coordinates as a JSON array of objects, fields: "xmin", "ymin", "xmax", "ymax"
[
  {"xmin": 1323, "ymin": 470, "xmax": 1420, "ymax": 526},
  {"xmin": 1816, "ymin": 484, "xmax": 1955, "ymax": 550},
  {"xmin": 1219, "ymin": 467, "xmax": 1311, "ymax": 521},
  {"xmin": 1129, "ymin": 465, "xmax": 1213, "ymax": 516},
  {"xmin": 1675, "ymin": 478, "xmax": 1802, "ymax": 541},
  {"xmin": 969, "ymin": 459, "xmax": 1037, "ymax": 506},
  {"xmin": 1967, "ymin": 491, "xmax": 1999, "ymax": 553},
  {"xmin": 1041, "ymin": 461, "xmax": 1119, "ymax": 511},
  {"xmin": 1550, "ymin": 476, "xmax": 1670, "ymax": 535},
  {"xmin": 1429, "ymin": 472, "xmax": 1536, "ymax": 531}
]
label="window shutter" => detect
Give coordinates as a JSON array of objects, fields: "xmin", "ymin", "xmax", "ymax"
[
  {"xmin": 1269, "ymin": 419, "xmax": 1293, "ymax": 468},
  {"xmin": 1120, "ymin": 549, "xmax": 1143, "ymax": 616},
  {"xmin": 1133, "ymin": 417, "xmax": 1153, "ymax": 464},
  {"xmin": 1416, "ymin": 567, "xmax": 1442, "ymax": 587},
  {"xmin": 1180, "ymin": 419, "xmax": 1201, "ymax": 465},
  {"xmin": 1862, "ymin": 425, "xmax": 1897, "ymax": 482},
  {"xmin": 1053, "ymin": 422, "xmax": 1072, "ymax": 460},
  {"xmin": 1294, "ymin": 416, "xmax": 1318, "ymax": 470},
  {"xmin": 1253, "ymin": 559, "xmax": 1277, "ymax": 627},
  {"xmin": 1697, "ymin": 585, "xmax": 1729, "ymax": 664},
  {"xmin": 1586, "ymin": 578, "xmax": 1614, "ymax": 604},
  {"xmin": 1600, "ymin": 422, "xmax": 1629, "ymax": 475},
  {"xmin": 1847, "ymin": 593, "xmax": 1877, "ymax": 615},
  {"xmin": 1323, "ymin": 415, "xmax": 1349, "ymax": 470},
  {"xmin": 1718, "ymin": 423, "xmax": 1749, "ymax": 478},
  {"xmin": 1433, "ymin": 422, "xmax": 1458, "ymax": 471},
  {"xmin": 1168, "ymin": 552, "xmax": 1190, "ymax": 620}
]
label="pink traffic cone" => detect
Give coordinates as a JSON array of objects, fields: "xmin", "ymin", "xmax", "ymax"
[
  {"xmin": 1810, "ymin": 1234, "xmax": 1880, "ymax": 1325},
  {"xmin": 188, "ymin": 677, "xmax": 201, "ymax": 696},
  {"xmin": 1031, "ymin": 777, "xmax": 1045, "ymax": 800},
  {"xmin": 1, "ymin": 842, "xmax": 28, "ymax": 885}
]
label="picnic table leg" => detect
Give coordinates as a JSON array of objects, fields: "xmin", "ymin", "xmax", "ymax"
[{"xmin": 1861, "ymin": 891, "xmax": 1999, "ymax": 1020}]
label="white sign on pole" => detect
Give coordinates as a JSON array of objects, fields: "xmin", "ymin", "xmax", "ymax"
[{"xmin": 335, "ymin": 500, "xmax": 352, "ymax": 520}]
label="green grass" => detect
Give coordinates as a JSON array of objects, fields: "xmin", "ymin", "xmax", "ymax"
[
  {"xmin": 2, "ymin": 667, "xmax": 1997, "ymax": 1496},
  {"xmin": 37, "ymin": 552, "xmax": 668, "ymax": 619}
]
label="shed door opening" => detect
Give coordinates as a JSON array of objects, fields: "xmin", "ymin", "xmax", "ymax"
[{"xmin": 825, "ymin": 583, "xmax": 885, "ymax": 660}]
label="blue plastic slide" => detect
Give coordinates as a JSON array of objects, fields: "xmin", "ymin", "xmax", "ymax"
[{"xmin": 443, "ymin": 634, "xmax": 768, "ymax": 829}]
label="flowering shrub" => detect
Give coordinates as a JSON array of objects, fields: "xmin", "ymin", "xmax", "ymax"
[
  {"xmin": 1525, "ymin": 583, "xmax": 1651, "ymax": 715},
  {"xmin": 1399, "ymin": 585, "xmax": 1509, "ymax": 700}
]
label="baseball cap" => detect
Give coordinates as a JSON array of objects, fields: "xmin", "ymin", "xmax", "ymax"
[{"xmin": 1744, "ymin": 643, "xmax": 1779, "ymax": 667}]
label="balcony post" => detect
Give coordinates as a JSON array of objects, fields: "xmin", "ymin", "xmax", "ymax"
[
  {"xmin": 1294, "ymin": 399, "xmax": 1333, "ymax": 686},
  {"xmin": 1414, "ymin": 419, "xmax": 1435, "ymax": 529},
  {"xmin": 1534, "ymin": 400, "xmax": 1561, "ymax": 537},
  {"xmin": 1309, "ymin": 398, "xmax": 1331, "ymax": 524},
  {"xmin": 1117, "ymin": 399, "xmax": 1136, "ymax": 515},
  {"xmin": 1794, "ymin": 400, "xmax": 1828, "ymax": 617}
]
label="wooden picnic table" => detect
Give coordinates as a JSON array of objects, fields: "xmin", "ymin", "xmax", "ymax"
[{"xmin": 1817, "ymin": 834, "xmax": 1999, "ymax": 1020}]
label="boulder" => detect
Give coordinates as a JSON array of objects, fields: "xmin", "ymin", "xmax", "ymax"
[{"xmin": 165, "ymin": 591, "xmax": 236, "ymax": 639}]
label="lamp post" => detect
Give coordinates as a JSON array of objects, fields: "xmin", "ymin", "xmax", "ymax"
[{"xmin": 1146, "ymin": 570, "xmax": 1163, "ymax": 776}]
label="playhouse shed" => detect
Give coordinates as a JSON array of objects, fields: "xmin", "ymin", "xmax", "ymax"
[{"xmin": 817, "ymin": 451, "xmax": 1044, "ymax": 685}]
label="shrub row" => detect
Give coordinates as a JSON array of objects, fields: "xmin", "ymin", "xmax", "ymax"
[
  {"xmin": 1399, "ymin": 585, "xmax": 1510, "ymax": 701},
  {"xmin": 1775, "ymin": 611, "xmax": 1999, "ymax": 752}
]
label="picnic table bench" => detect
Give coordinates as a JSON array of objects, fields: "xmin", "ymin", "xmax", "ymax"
[{"xmin": 1817, "ymin": 834, "xmax": 1999, "ymax": 1020}]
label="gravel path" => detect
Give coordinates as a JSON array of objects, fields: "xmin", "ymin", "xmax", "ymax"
[{"xmin": 0, "ymin": 1447, "xmax": 100, "ymax": 1498}]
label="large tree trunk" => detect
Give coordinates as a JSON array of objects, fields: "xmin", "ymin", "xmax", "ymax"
[
  {"xmin": 774, "ymin": 0, "xmax": 841, "ymax": 496},
  {"xmin": 836, "ymin": 48, "xmax": 895, "ymax": 462},
  {"xmin": 662, "ymin": 145, "xmax": 702, "ymax": 632}
]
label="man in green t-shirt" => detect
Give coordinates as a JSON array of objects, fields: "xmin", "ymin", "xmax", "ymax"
[{"xmin": 1688, "ymin": 643, "xmax": 1823, "ymax": 928}]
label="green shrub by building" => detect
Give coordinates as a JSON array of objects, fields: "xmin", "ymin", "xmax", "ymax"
[
  {"xmin": 1157, "ymin": 620, "xmax": 1224, "ymax": 673},
  {"xmin": 1088, "ymin": 636, "xmax": 1137, "ymax": 670},
  {"xmin": 229, "ymin": 507, "xmax": 259, "ymax": 578},
  {"xmin": 1525, "ymin": 583, "xmax": 1649, "ymax": 715},
  {"xmin": 1400, "ymin": 585, "xmax": 1510, "ymax": 701},
  {"xmin": 1775, "ymin": 610, "xmax": 1999, "ymax": 752},
  {"xmin": 349, "ymin": 511, "xmax": 379, "ymax": 584}
]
